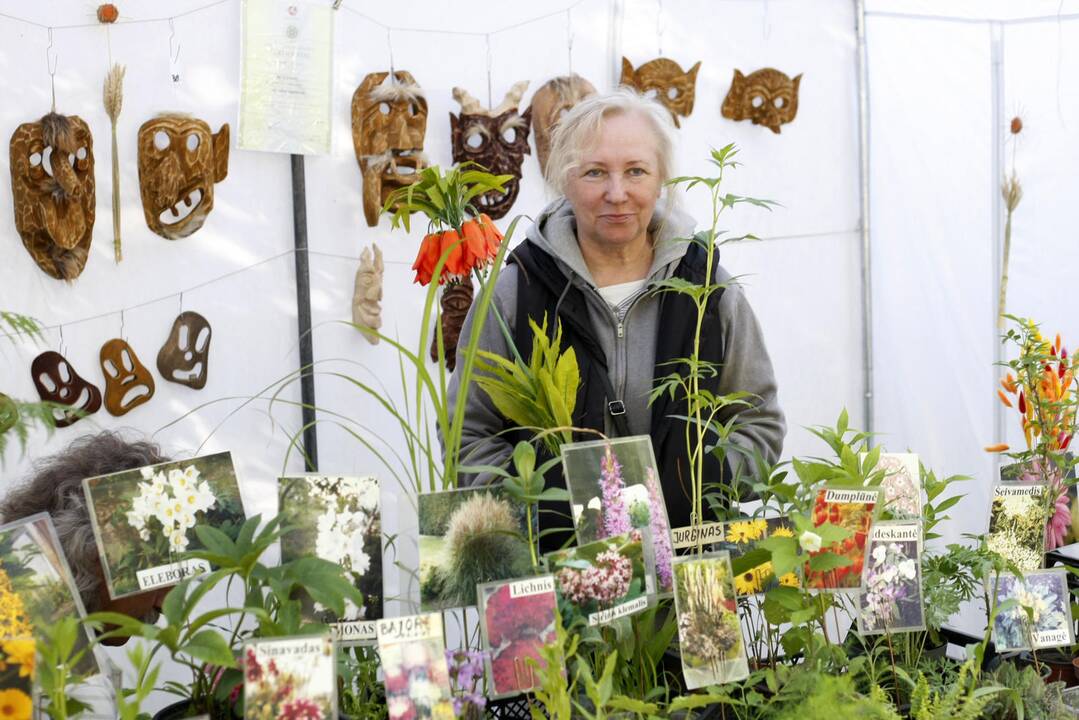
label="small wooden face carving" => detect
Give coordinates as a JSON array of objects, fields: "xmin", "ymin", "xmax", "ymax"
[
  {"xmin": 721, "ymin": 68, "xmax": 802, "ymax": 134},
  {"xmin": 30, "ymin": 351, "xmax": 102, "ymax": 427},
  {"xmin": 620, "ymin": 57, "xmax": 701, "ymax": 128},
  {"xmin": 9, "ymin": 113, "xmax": 96, "ymax": 280},
  {"xmin": 351, "ymin": 71, "xmax": 428, "ymax": 227},
  {"xmin": 157, "ymin": 311, "xmax": 212, "ymax": 389},
  {"xmin": 431, "ymin": 279, "xmax": 475, "ymax": 371},
  {"xmin": 137, "ymin": 114, "xmax": 230, "ymax": 239},
  {"xmin": 353, "ymin": 245, "xmax": 384, "ymax": 345},
  {"xmin": 530, "ymin": 75, "xmax": 597, "ymax": 177},
  {"xmin": 100, "ymin": 339, "xmax": 155, "ymax": 416}
]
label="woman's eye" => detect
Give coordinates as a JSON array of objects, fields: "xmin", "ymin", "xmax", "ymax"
[
  {"xmin": 628, "ymin": 167, "xmax": 646, "ymax": 176},
  {"xmin": 584, "ymin": 168, "xmax": 604, "ymax": 177}
]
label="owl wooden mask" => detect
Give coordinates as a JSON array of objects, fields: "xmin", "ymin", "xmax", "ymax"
[
  {"xmin": 450, "ymin": 82, "xmax": 531, "ymax": 220},
  {"xmin": 530, "ymin": 75, "xmax": 597, "ymax": 177},
  {"xmin": 137, "ymin": 114, "xmax": 229, "ymax": 239},
  {"xmin": 157, "ymin": 311, "xmax": 212, "ymax": 389},
  {"xmin": 352, "ymin": 244, "xmax": 384, "ymax": 345},
  {"xmin": 620, "ymin": 57, "xmax": 700, "ymax": 128},
  {"xmin": 9, "ymin": 113, "xmax": 96, "ymax": 280},
  {"xmin": 351, "ymin": 71, "xmax": 428, "ymax": 227},
  {"xmin": 30, "ymin": 351, "xmax": 102, "ymax": 427},
  {"xmin": 721, "ymin": 68, "xmax": 802, "ymax": 134}
]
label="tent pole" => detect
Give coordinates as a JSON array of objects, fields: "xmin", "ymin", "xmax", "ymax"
[
  {"xmin": 291, "ymin": 153, "xmax": 319, "ymax": 472},
  {"xmin": 855, "ymin": 0, "xmax": 874, "ymax": 437},
  {"xmin": 991, "ymin": 24, "xmax": 1005, "ymax": 468}
]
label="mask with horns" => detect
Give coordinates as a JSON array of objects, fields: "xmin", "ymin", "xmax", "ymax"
[{"xmin": 620, "ymin": 57, "xmax": 701, "ymax": 128}]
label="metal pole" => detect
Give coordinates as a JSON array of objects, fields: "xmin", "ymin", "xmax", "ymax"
[
  {"xmin": 990, "ymin": 24, "xmax": 1005, "ymax": 469},
  {"xmin": 855, "ymin": 0, "xmax": 874, "ymax": 436},
  {"xmin": 291, "ymin": 153, "xmax": 318, "ymax": 472}
]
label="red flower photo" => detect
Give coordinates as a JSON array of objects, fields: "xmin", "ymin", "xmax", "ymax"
[{"xmin": 479, "ymin": 577, "xmax": 559, "ymax": 698}]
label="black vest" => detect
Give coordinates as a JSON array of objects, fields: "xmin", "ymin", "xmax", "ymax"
[{"xmin": 508, "ymin": 238, "xmax": 730, "ymax": 551}]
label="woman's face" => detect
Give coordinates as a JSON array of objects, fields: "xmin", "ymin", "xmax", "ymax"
[{"xmin": 564, "ymin": 112, "xmax": 662, "ymax": 253}]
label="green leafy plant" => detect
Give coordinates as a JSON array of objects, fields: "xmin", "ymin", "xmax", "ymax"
[
  {"xmin": 36, "ymin": 616, "xmax": 93, "ymax": 720},
  {"xmin": 338, "ymin": 646, "xmax": 388, "ymax": 720}
]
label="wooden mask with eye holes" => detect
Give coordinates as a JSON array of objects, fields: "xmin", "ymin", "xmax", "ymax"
[
  {"xmin": 30, "ymin": 351, "xmax": 102, "ymax": 427},
  {"xmin": 620, "ymin": 57, "xmax": 701, "ymax": 128},
  {"xmin": 9, "ymin": 113, "xmax": 96, "ymax": 280},
  {"xmin": 450, "ymin": 82, "xmax": 531, "ymax": 220},
  {"xmin": 157, "ymin": 311, "xmax": 212, "ymax": 389},
  {"xmin": 530, "ymin": 75, "xmax": 597, "ymax": 177},
  {"xmin": 100, "ymin": 339, "xmax": 155, "ymax": 416},
  {"xmin": 431, "ymin": 279, "xmax": 474, "ymax": 371},
  {"xmin": 137, "ymin": 114, "xmax": 230, "ymax": 239},
  {"xmin": 721, "ymin": 68, "xmax": 802, "ymax": 134},
  {"xmin": 351, "ymin": 71, "xmax": 428, "ymax": 227}
]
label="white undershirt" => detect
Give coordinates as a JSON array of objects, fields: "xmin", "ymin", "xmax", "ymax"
[{"xmin": 597, "ymin": 279, "xmax": 648, "ymax": 309}]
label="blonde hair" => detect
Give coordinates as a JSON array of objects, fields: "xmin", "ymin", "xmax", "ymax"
[{"xmin": 543, "ymin": 87, "xmax": 677, "ymax": 201}]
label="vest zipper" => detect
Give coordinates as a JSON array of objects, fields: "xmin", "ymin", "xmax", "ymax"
[{"xmin": 617, "ymin": 321, "xmax": 624, "ymax": 338}]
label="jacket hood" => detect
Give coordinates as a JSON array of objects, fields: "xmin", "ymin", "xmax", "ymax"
[{"xmin": 523, "ymin": 197, "xmax": 697, "ymax": 288}]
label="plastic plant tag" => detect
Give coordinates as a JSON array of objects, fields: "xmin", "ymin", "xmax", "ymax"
[
  {"xmin": 804, "ymin": 486, "xmax": 879, "ymax": 591},
  {"xmin": 545, "ymin": 531, "xmax": 652, "ymax": 627},
  {"xmin": 671, "ymin": 551, "xmax": 749, "ymax": 688},
  {"xmin": 857, "ymin": 520, "xmax": 925, "ymax": 634},
  {"xmin": 83, "ymin": 451, "xmax": 246, "ymax": 599},
  {"xmin": 477, "ymin": 575, "xmax": 560, "ymax": 699},
  {"xmin": 990, "ymin": 569, "xmax": 1073, "ymax": 652},
  {"xmin": 278, "ymin": 475, "xmax": 382, "ymax": 644},
  {"xmin": 987, "ymin": 483, "xmax": 1049, "ymax": 573},
  {"xmin": 376, "ymin": 612, "xmax": 455, "ymax": 720},
  {"xmin": 242, "ymin": 634, "xmax": 337, "ymax": 720}
]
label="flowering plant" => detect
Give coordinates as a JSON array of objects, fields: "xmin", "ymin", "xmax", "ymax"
[
  {"xmin": 381, "ymin": 634, "xmax": 455, "ymax": 720},
  {"xmin": 243, "ymin": 637, "xmax": 336, "ymax": 720},
  {"xmin": 0, "ymin": 636, "xmax": 34, "ymax": 720},
  {"xmin": 445, "ymin": 649, "xmax": 487, "ymax": 718},
  {"xmin": 991, "ymin": 570, "xmax": 1073, "ymax": 652},
  {"xmin": 479, "ymin": 579, "xmax": 558, "ymax": 697},
  {"xmin": 126, "ymin": 464, "xmax": 217, "ymax": 553},
  {"xmin": 804, "ymin": 490, "xmax": 875, "ymax": 590},
  {"xmin": 716, "ymin": 517, "xmax": 799, "ymax": 596},
  {"xmin": 547, "ymin": 533, "xmax": 647, "ymax": 628},
  {"xmin": 987, "ymin": 488, "xmax": 1050, "ymax": 572},
  {"xmin": 858, "ymin": 538, "xmax": 924, "ymax": 634}
]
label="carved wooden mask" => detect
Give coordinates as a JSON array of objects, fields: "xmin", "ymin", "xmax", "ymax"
[
  {"xmin": 721, "ymin": 68, "xmax": 802, "ymax": 134},
  {"xmin": 30, "ymin": 351, "xmax": 102, "ymax": 427},
  {"xmin": 157, "ymin": 311, "xmax": 212, "ymax": 389},
  {"xmin": 619, "ymin": 57, "xmax": 701, "ymax": 128},
  {"xmin": 353, "ymin": 244, "xmax": 384, "ymax": 345},
  {"xmin": 431, "ymin": 279, "xmax": 474, "ymax": 371},
  {"xmin": 450, "ymin": 82, "xmax": 531, "ymax": 220},
  {"xmin": 100, "ymin": 339, "xmax": 155, "ymax": 416},
  {"xmin": 137, "ymin": 114, "xmax": 229, "ymax": 239},
  {"xmin": 530, "ymin": 75, "xmax": 597, "ymax": 177},
  {"xmin": 351, "ymin": 71, "xmax": 428, "ymax": 227},
  {"xmin": 9, "ymin": 113, "xmax": 96, "ymax": 280}
]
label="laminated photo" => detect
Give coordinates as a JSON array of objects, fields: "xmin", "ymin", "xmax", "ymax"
[
  {"xmin": 376, "ymin": 612, "xmax": 455, "ymax": 720},
  {"xmin": 672, "ymin": 552, "xmax": 749, "ymax": 689},
  {"xmin": 0, "ymin": 513, "xmax": 99, "ymax": 676},
  {"xmin": 417, "ymin": 485, "xmax": 531, "ymax": 611},
  {"xmin": 243, "ymin": 635, "xmax": 336, "ymax": 720},
  {"xmin": 477, "ymin": 575, "xmax": 560, "ymax": 698},
  {"xmin": 857, "ymin": 521, "xmax": 925, "ymax": 634},
  {"xmin": 715, "ymin": 516, "xmax": 800, "ymax": 595},
  {"xmin": 545, "ymin": 531, "xmax": 651, "ymax": 627},
  {"xmin": 805, "ymin": 487, "xmax": 879, "ymax": 591},
  {"xmin": 278, "ymin": 475, "xmax": 382, "ymax": 643},
  {"xmin": 991, "ymin": 569, "xmax": 1073, "ymax": 652},
  {"xmin": 561, "ymin": 435, "xmax": 675, "ymax": 594},
  {"xmin": 871, "ymin": 452, "xmax": 922, "ymax": 520},
  {"xmin": 987, "ymin": 484, "xmax": 1050, "ymax": 573},
  {"xmin": 83, "ymin": 451, "xmax": 247, "ymax": 598},
  {"xmin": 0, "ymin": 636, "xmax": 34, "ymax": 714}
]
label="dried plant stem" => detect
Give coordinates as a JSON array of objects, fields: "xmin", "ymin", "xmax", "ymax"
[
  {"xmin": 103, "ymin": 63, "xmax": 125, "ymax": 263},
  {"xmin": 998, "ymin": 171, "xmax": 1023, "ymax": 330},
  {"xmin": 111, "ymin": 123, "xmax": 121, "ymax": 261}
]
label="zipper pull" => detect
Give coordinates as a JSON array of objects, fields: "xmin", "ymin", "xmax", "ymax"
[{"xmin": 617, "ymin": 321, "xmax": 624, "ymax": 338}]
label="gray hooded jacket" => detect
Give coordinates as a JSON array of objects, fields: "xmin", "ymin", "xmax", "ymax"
[{"xmin": 448, "ymin": 197, "xmax": 786, "ymax": 482}]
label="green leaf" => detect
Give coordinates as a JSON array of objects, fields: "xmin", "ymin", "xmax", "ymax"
[
  {"xmin": 180, "ymin": 629, "xmax": 236, "ymax": 667},
  {"xmin": 808, "ymin": 551, "xmax": 853, "ymax": 573}
]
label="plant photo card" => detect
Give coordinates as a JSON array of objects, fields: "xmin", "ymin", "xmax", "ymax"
[
  {"xmin": 991, "ymin": 569, "xmax": 1074, "ymax": 652},
  {"xmin": 0, "ymin": 513, "xmax": 99, "ymax": 676},
  {"xmin": 870, "ymin": 452, "xmax": 922, "ymax": 520},
  {"xmin": 83, "ymin": 451, "xmax": 246, "ymax": 598},
  {"xmin": 987, "ymin": 484, "xmax": 1050, "ymax": 573},
  {"xmin": 857, "ymin": 521, "xmax": 925, "ymax": 634},
  {"xmin": 377, "ymin": 612, "xmax": 455, "ymax": 720},
  {"xmin": 715, "ymin": 516, "xmax": 800, "ymax": 595},
  {"xmin": 278, "ymin": 475, "xmax": 382, "ymax": 643},
  {"xmin": 805, "ymin": 487, "xmax": 879, "ymax": 591},
  {"xmin": 561, "ymin": 435, "xmax": 675, "ymax": 594},
  {"xmin": 0, "ymin": 636, "xmax": 34, "ymax": 714},
  {"xmin": 672, "ymin": 551, "xmax": 749, "ymax": 689},
  {"xmin": 417, "ymin": 485, "xmax": 531, "ymax": 612},
  {"xmin": 243, "ymin": 634, "xmax": 337, "ymax": 720},
  {"xmin": 477, "ymin": 575, "xmax": 560, "ymax": 699},
  {"xmin": 545, "ymin": 531, "xmax": 651, "ymax": 627}
]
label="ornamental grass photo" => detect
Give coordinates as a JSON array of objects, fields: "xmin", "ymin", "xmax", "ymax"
[
  {"xmin": 561, "ymin": 435, "xmax": 675, "ymax": 594},
  {"xmin": 243, "ymin": 635, "xmax": 336, "ymax": 720},
  {"xmin": 671, "ymin": 552, "xmax": 749, "ymax": 689},
  {"xmin": 857, "ymin": 522, "xmax": 925, "ymax": 634},
  {"xmin": 546, "ymin": 531, "xmax": 650, "ymax": 628},
  {"xmin": 417, "ymin": 485, "xmax": 531, "ymax": 611},
  {"xmin": 991, "ymin": 569, "xmax": 1073, "ymax": 652},
  {"xmin": 0, "ymin": 636, "xmax": 33, "ymax": 720},
  {"xmin": 987, "ymin": 485, "xmax": 1051, "ymax": 573},
  {"xmin": 478, "ymin": 576, "xmax": 559, "ymax": 698},
  {"xmin": 805, "ymin": 488, "xmax": 877, "ymax": 591},
  {"xmin": 278, "ymin": 475, "xmax": 383, "ymax": 637},
  {"xmin": 716, "ymin": 516, "xmax": 799, "ymax": 595}
]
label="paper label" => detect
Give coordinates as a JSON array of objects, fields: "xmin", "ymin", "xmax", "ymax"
[
  {"xmin": 509, "ymin": 577, "xmax": 555, "ymax": 598},
  {"xmin": 377, "ymin": 612, "xmax": 441, "ymax": 643},
  {"xmin": 135, "ymin": 559, "xmax": 210, "ymax": 590},
  {"xmin": 587, "ymin": 595, "xmax": 648, "ymax": 626},
  {"xmin": 870, "ymin": 523, "xmax": 920, "ymax": 542},
  {"xmin": 824, "ymin": 489, "xmax": 879, "ymax": 504},
  {"xmin": 996, "ymin": 484, "xmax": 1046, "ymax": 498},
  {"xmin": 1033, "ymin": 627, "xmax": 1072, "ymax": 647},
  {"xmin": 333, "ymin": 620, "xmax": 377, "ymax": 642},
  {"xmin": 671, "ymin": 522, "xmax": 725, "ymax": 549}
]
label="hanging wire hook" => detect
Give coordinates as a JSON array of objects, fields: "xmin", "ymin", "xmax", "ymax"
[
  {"xmin": 485, "ymin": 34, "xmax": 493, "ymax": 109},
  {"xmin": 46, "ymin": 27, "xmax": 58, "ymax": 111},
  {"xmin": 57, "ymin": 324, "xmax": 65, "ymax": 357},
  {"xmin": 179, "ymin": 291, "xmax": 184, "ymax": 314},
  {"xmin": 656, "ymin": 0, "xmax": 665, "ymax": 56},
  {"xmin": 120, "ymin": 309, "xmax": 125, "ymax": 341},
  {"xmin": 566, "ymin": 9, "xmax": 574, "ymax": 74},
  {"xmin": 168, "ymin": 18, "xmax": 181, "ymax": 64},
  {"xmin": 386, "ymin": 28, "xmax": 395, "ymax": 74}
]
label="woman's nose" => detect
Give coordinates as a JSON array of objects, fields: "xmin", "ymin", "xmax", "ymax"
[{"xmin": 604, "ymin": 177, "xmax": 628, "ymax": 203}]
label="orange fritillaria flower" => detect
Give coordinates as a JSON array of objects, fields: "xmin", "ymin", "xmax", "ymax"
[{"xmin": 411, "ymin": 216, "xmax": 505, "ymax": 287}]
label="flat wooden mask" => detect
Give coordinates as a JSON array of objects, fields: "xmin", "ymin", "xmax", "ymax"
[
  {"xmin": 30, "ymin": 351, "xmax": 102, "ymax": 427},
  {"xmin": 721, "ymin": 68, "xmax": 802, "ymax": 134},
  {"xmin": 353, "ymin": 244, "xmax": 384, "ymax": 345},
  {"xmin": 9, "ymin": 113, "xmax": 96, "ymax": 280},
  {"xmin": 620, "ymin": 57, "xmax": 701, "ymax": 128},
  {"xmin": 450, "ymin": 82, "xmax": 531, "ymax": 220},
  {"xmin": 100, "ymin": 338, "xmax": 155, "ymax": 416},
  {"xmin": 530, "ymin": 75, "xmax": 597, "ymax": 177},
  {"xmin": 431, "ymin": 279, "xmax": 474, "ymax": 371},
  {"xmin": 351, "ymin": 71, "xmax": 428, "ymax": 227},
  {"xmin": 137, "ymin": 114, "xmax": 230, "ymax": 239},
  {"xmin": 157, "ymin": 311, "xmax": 212, "ymax": 389}
]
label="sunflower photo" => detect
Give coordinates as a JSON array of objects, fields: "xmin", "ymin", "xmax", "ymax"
[
  {"xmin": 0, "ymin": 636, "xmax": 34, "ymax": 720},
  {"xmin": 243, "ymin": 635, "xmax": 336, "ymax": 720},
  {"xmin": 279, "ymin": 475, "xmax": 382, "ymax": 643},
  {"xmin": 83, "ymin": 452, "xmax": 246, "ymax": 598},
  {"xmin": 545, "ymin": 532, "xmax": 651, "ymax": 628},
  {"xmin": 0, "ymin": 513, "xmax": 99, "ymax": 676},
  {"xmin": 715, "ymin": 516, "xmax": 799, "ymax": 595},
  {"xmin": 987, "ymin": 484, "xmax": 1050, "ymax": 573},
  {"xmin": 804, "ymin": 487, "xmax": 879, "ymax": 591},
  {"xmin": 418, "ymin": 485, "xmax": 531, "ymax": 611},
  {"xmin": 672, "ymin": 552, "xmax": 749, "ymax": 689}
]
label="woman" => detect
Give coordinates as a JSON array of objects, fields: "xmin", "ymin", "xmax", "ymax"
[{"xmin": 449, "ymin": 88, "xmax": 785, "ymax": 538}]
